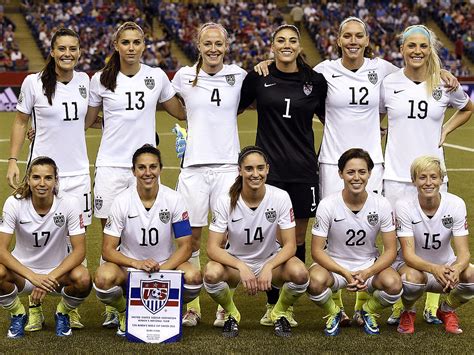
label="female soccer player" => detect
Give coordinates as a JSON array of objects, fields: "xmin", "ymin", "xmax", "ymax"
[
  {"xmin": 85, "ymin": 21, "xmax": 185, "ymax": 227},
  {"xmin": 171, "ymin": 22, "xmax": 247, "ymax": 327},
  {"xmin": 381, "ymin": 24, "xmax": 473, "ymax": 324},
  {"xmin": 308, "ymin": 148, "xmax": 402, "ymax": 336},
  {"xmin": 239, "ymin": 24, "xmax": 326, "ymax": 326},
  {"xmin": 6, "ymin": 27, "xmax": 91, "ymax": 330},
  {"xmin": 93, "ymin": 145, "xmax": 202, "ymax": 336},
  {"xmin": 396, "ymin": 156, "xmax": 473, "ymax": 335},
  {"xmin": 204, "ymin": 146, "xmax": 309, "ymax": 338},
  {"xmin": 0, "ymin": 157, "xmax": 91, "ymax": 338}
]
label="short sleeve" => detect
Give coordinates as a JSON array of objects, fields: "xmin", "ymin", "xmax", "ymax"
[
  {"xmin": 88, "ymin": 72, "xmax": 103, "ymax": 107},
  {"xmin": 0, "ymin": 197, "xmax": 18, "ymax": 234},
  {"xmin": 379, "ymin": 81, "xmax": 387, "ymax": 114},
  {"xmin": 16, "ymin": 75, "xmax": 36, "ymax": 114},
  {"xmin": 209, "ymin": 196, "xmax": 229, "ymax": 233},
  {"xmin": 103, "ymin": 197, "xmax": 124, "ymax": 238},
  {"xmin": 313, "ymin": 60, "xmax": 327, "ymax": 75},
  {"xmin": 171, "ymin": 68, "xmax": 182, "ymax": 95},
  {"xmin": 380, "ymin": 197, "xmax": 395, "ymax": 233},
  {"xmin": 238, "ymin": 70, "xmax": 258, "ymax": 111},
  {"xmin": 452, "ymin": 197, "xmax": 469, "ymax": 237},
  {"xmin": 312, "ymin": 198, "xmax": 331, "ymax": 237},
  {"xmin": 447, "ymin": 85, "xmax": 469, "ymax": 110},
  {"xmin": 277, "ymin": 190, "xmax": 296, "ymax": 230},
  {"xmin": 66, "ymin": 197, "xmax": 86, "ymax": 236},
  {"xmin": 380, "ymin": 58, "xmax": 399, "ymax": 78},
  {"xmin": 395, "ymin": 199, "xmax": 414, "ymax": 237},
  {"xmin": 158, "ymin": 69, "xmax": 176, "ymax": 103},
  {"xmin": 170, "ymin": 192, "xmax": 192, "ymax": 238}
]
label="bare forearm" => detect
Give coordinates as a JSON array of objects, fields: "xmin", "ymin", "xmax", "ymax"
[
  {"xmin": 208, "ymin": 245, "xmax": 242, "ymax": 270},
  {"xmin": 265, "ymin": 244, "xmax": 295, "ymax": 270},
  {"xmin": 160, "ymin": 244, "xmax": 192, "ymax": 270},
  {"xmin": 49, "ymin": 248, "xmax": 85, "ymax": 280},
  {"xmin": 313, "ymin": 250, "xmax": 347, "ymax": 276}
]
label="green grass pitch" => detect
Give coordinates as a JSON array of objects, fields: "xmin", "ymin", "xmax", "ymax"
[{"xmin": 0, "ymin": 109, "xmax": 473, "ymax": 353}]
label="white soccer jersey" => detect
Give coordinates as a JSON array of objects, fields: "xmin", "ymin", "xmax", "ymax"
[
  {"xmin": 312, "ymin": 192, "xmax": 395, "ymax": 261},
  {"xmin": 381, "ymin": 69, "xmax": 469, "ymax": 182},
  {"xmin": 314, "ymin": 58, "xmax": 398, "ymax": 164},
  {"xmin": 89, "ymin": 64, "xmax": 175, "ymax": 168},
  {"xmin": 172, "ymin": 64, "xmax": 247, "ymax": 167},
  {"xmin": 0, "ymin": 194, "xmax": 85, "ymax": 271},
  {"xmin": 16, "ymin": 72, "xmax": 90, "ymax": 176},
  {"xmin": 395, "ymin": 192, "xmax": 468, "ymax": 265},
  {"xmin": 209, "ymin": 185, "xmax": 295, "ymax": 263},
  {"xmin": 104, "ymin": 184, "xmax": 191, "ymax": 264}
]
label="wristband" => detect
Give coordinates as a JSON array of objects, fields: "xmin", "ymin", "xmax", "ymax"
[{"xmin": 8, "ymin": 157, "xmax": 18, "ymax": 161}]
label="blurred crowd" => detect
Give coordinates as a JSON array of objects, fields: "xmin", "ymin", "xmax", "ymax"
[{"xmin": 0, "ymin": 6, "xmax": 28, "ymax": 71}]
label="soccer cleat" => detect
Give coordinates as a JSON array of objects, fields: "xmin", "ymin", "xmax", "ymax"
[
  {"xmin": 323, "ymin": 310, "xmax": 342, "ymax": 336},
  {"xmin": 339, "ymin": 309, "xmax": 351, "ymax": 327},
  {"xmin": 361, "ymin": 310, "xmax": 380, "ymax": 335},
  {"xmin": 102, "ymin": 306, "xmax": 119, "ymax": 328},
  {"xmin": 7, "ymin": 314, "xmax": 27, "ymax": 339},
  {"xmin": 274, "ymin": 316, "xmax": 292, "ymax": 337},
  {"xmin": 222, "ymin": 315, "xmax": 239, "ymax": 338},
  {"xmin": 55, "ymin": 313, "xmax": 72, "ymax": 337},
  {"xmin": 387, "ymin": 307, "xmax": 402, "ymax": 326},
  {"xmin": 285, "ymin": 306, "xmax": 298, "ymax": 327},
  {"xmin": 116, "ymin": 312, "xmax": 126, "ymax": 337},
  {"xmin": 260, "ymin": 303, "xmax": 274, "ymax": 326},
  {"xmin": 213, "ymin": 308, "xmax": 226, "ymax": 328},
  {"xmin": 436, "ymin": 309, "xmax": 462, "ymax": 334},
  {"xmin": 423, "ymin": 308, "xmax": 442, "ymax": 325},
  {"xmin": 25, "ymin": 306, "xmax": 44, "ymax": 332},
  {"xmin": 353, "ymin": 310, "xmax": 365, "ymax": 327},
  {"xmin": 182, "ymin": 309, "xmax": 201, "ymax": 327},
  {"xmin": 69, "ymin": 308, "xmax": 84, "ymax": 329},
  {"xmin": 397, "ymin": 310, "xmax": 416, "ymax": 334}
]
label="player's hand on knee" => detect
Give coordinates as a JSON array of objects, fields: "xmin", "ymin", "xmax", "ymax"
[
  {"xmin": 132, "ymin": 259, "xmax": 160, "ymax": 273},
  {"xmin": 257, "ymin": 265, "xmax": 273, "ymax": 292},
  {"xmin": 30, "ymin": 287, "xmax": 47, "ymax": 304},
  {"xmin": 238, "ymin": 263, "xmax": 258, "ymax": 295},
  {"xmin": 172, "ymin": 124, "xmax": 187, "ymax": 159},
  {"xmin": 431, "ymin": 264, "xmax": 451, "ymax": 288},
  {"xmin": 30, "ymin": 273, "xmax": 57, "ymax": 292}
]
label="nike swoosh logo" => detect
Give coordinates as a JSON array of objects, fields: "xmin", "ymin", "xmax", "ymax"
[
  {"xmin": 332, "ymin": 74, "xmax": 343, "ymax": 78},
  {"xmin": 231, "ymin": 218, "xmax": 243, "ymax": 222},
  {"xmin": 19, "ymin": 220, "xmax": 31, "ymax": 224},
  {"xmin": 394, "ymin": 90, "xmax": 405, "ymax": 94},
  {"xmin": 333, "ymin": 218, "xmax": 345, "ymax": 222},
  {"xmin": 412, "ymin": 220, "xmax": 422, "ymax": 224},
  {"xmin": 128, "ymin": 215, "xmax": 139, "ymax": 219},
  {"xmin": 188, "ymin": 80, "xmax": 194, "ymax": 83},
  {"xmin": 264, "ymin": 83, "xmax": 276, "ymax": 87},
  {"xmin": 311, "ymin": 206, "xmax": 317, "ymax": 212}
]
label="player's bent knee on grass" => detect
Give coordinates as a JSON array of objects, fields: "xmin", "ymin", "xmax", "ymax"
[
  {"xmin": 308, "ymin": 265, "xmax": 334, "ymax": 295},
  {"xmin": 65, "ymin": 265, "xmax": 92, "ymax": 295},
  {"xmin": 94, "ymin": 263, "xmax": 127, "ymax": 291},
  {"xmin": 372, "ymin": 268, "xmax": 402, "ymax": 295}
]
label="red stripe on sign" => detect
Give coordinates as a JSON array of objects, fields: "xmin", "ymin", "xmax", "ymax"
[
  {"xmin": 166, "ymin": 301, "xmax": 179, "ymax": 307},
  {"xmin": 130, "ymin": 300, "xmax": 143, "ymax": 306}
]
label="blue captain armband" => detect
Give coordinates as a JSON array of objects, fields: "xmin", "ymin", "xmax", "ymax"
[{"xmin": 172, "ymin": 219, "xmax": 192, "ymax": 238}]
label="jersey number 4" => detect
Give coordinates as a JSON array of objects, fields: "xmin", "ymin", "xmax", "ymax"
[{"xmin": 211, "ymin": 88, "xmax": 221, "ymax": 106}]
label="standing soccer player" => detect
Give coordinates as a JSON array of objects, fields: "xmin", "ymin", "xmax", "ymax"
[
  {"xmin": 308, "ymin": 149, "xmax": 401, "ymax": 336},
  {"xmin": 396, "ymin": 156, "xmax": 473, "ymax": 335},
  {"xmin": 204, "ymin": 146, "xmax": 309, "ymax": 338},
  {"xmin": 93, "ymin": 145, "xmax": 202, "ymax": 336},
  {"xmin": 381, "ymin": 24, "xmax": 473, "ymax": 324},
  {"xmin": 239, "ymin": 25, "xmax": 327, "ymax": 326},
  {"xmin": 85, "ymin": 22, "xmax": 185, "ymax": 327},
  {"xmin": 0, "ymin": 157, "xmax": 91, "ymax": 338},
  {"xmin": 6, "ymin": 28, "xmax": 91, "ymax": 330},
  {"xmin": 171, "ymin": 22, "xmax": 247, "ymax": 327}
]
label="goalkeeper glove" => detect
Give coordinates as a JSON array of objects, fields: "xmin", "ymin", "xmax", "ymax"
[{"xmin": 171, "ymin": 123, "xmax": 187, "ymax": 159}]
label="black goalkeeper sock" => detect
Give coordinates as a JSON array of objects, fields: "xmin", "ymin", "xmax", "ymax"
[
  {"xmin": 266, "ymin": 286, "xmax": 280, "ymax": 305},
  {"xmin": 296, "ymin": 243, "xmax": 306, "ymax": 263}
]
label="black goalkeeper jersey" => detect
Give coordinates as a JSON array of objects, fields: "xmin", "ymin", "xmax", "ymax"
[{"xmin": 239, "ymin": 64, "xmax": 327, "ymax": 183}]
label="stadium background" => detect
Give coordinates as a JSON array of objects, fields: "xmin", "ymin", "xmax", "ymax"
[{"xmin": 0, "ymin": 0, "xmax": 473, "ymax": 352}]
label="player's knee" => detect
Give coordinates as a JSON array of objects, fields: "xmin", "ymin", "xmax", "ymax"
[
  {"xmin": 383, "ymin": 273, "xmax": 402, "ymax": 294},
  {"xmin": 460, "ymin": 264, "xmax": 474, "ymax": 283},
  {"xmin": 308, "ymin": 270, "xmax": 328, "ymax": 295},
  {"xmin": 0, "ymin": 265, "xmax": 8, "ymax": 282},
  {"xmin": 184, "ymin": 268, "xmax": 202, "ymax": 286},
  {"xmin": 290, "ymin": 265, "xmax": 309, "ymax": 285},
  {"xmin": 404, "ymin": 267, "xmax": 425, "ymax": 284},
  {"xmin": 94, "ymin": 269, "xmax": 117, "ymax": 290},
  {"xmin": 72, "ymin": 268, "xmax": 92, "ymax": 292},
  {"xmin": 203, "ymin": 262, "xmax": 224, "ymax": 284}
]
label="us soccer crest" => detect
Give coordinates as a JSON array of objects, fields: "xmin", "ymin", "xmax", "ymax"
[
  {"xmin": 17, "ymin": 92, "xmax": 24, "ymax": 105},
  {"xmin": 79, "ymin": 85, "xmax": 87, "ymax": 98},
  {"xmin": 313, "ymin": 216, "xmax": 320, "ymax": 230},
  {"xmin": 367, "ymin": 212, "xmax": 378, "ymax": 226},
  {"xmin": 303, "ymin": 83, "xmax": 313, "ymax": 96},
  {"xmin": 53, "ymin": 213, "xmax": 65, "ymax": 227},
  {"xmin": 368, "ymin": 71, "xmax": 378, "ymax": 84},
  {"xmin": 105, "ymin": 216, "xmax": 113, "ymax": 229},
  {"xmin": 225, "ymin": 74, "xmax": 235, "ymax": 86},
  {"xmin": 442, "ymin": 215, "xmax": 453, "ymax": 229},
  {"xmin": 94, "ymin": 196, "xmax": 103, "ymax": 211},
  {"xmin": 159, "ymin": 209, "xmax": 170, "ymax": 224},
  {"xmin": 144, "ymin": 77, "xmax": 155, "ymax": 90},
  {"xmin": 265, "ymin": 208, "xmax": 277, "ymax": 223},
  {"xmin": 141, "ymin": 280, "xmax": 169, "ymax": 314},
  {"xmin": 432, "ymin": 87, "xmax": 442, "ymax": 101}
]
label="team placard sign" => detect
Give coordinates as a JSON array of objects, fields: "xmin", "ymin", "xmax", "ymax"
[{"xmin": 126, "ymin": 270, "xmax": 183, "ymax": 343}]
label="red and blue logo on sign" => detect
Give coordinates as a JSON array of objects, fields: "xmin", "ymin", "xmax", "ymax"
[{"xmin": 129, "ymin": 280, "xmax": 180, "ymax": 314}]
